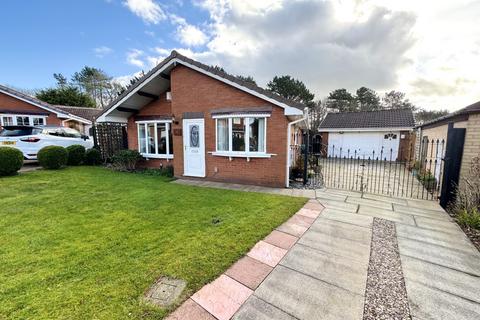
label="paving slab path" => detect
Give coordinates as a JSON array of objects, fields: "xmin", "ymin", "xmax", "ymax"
[{"xmin": 167, "ymin": 187, "xmax": 480, "ymax": 320}]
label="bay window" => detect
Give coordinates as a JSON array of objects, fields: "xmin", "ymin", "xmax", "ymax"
[
  {"xmin": 215, "ymin": 115, "xmax": 268, "ymax": 156},
  {"xmin": 136, "ymin": 121, "xmax": 173, "ymax": 158}
]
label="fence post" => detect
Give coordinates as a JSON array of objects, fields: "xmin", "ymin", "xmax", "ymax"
[{"xmin": 92, "ymin": 123, "xmax": 98, "ymax": 148}]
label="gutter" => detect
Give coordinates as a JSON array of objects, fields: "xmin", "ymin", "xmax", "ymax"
[{"xmin": 285, "ymin": 108, "xmax": 308, "ymax": 188}]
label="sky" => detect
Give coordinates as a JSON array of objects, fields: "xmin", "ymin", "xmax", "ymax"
[{"xmin": 1, "ymin": 0, "xmax": 479, "ymax": 112}]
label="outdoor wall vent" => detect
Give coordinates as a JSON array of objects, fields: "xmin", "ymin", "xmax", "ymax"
[{"xmin": 166, "ymin": 91, "xmax": 172, "ymax": 101}]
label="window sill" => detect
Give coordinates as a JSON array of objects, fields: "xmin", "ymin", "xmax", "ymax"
[
  {"xmin": 141, "ymin": 153, "xmax": 174, "ymax": 160},
  {"xmin": 210, "ymin": 152, "xmax": 275, "ymax": 159}
]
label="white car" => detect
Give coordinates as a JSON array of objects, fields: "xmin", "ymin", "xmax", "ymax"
[{"xmin": 0, "ymin": 126, "xmax": 94, "ymax": 160}]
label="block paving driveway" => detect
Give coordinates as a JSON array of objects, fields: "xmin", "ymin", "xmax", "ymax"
[{"xmin": 168, "ymin": 187, "xmax": 480, "ymax": 320}]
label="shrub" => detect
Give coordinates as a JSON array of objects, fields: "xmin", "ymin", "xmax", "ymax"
[
  {"xmin": 38, "ymin": 146, "xmax": 68, "ymax": 170},
  {"xmin": 457, "ymin": 208, "xmax": 480, "ymax": 230},
  {"xmin": 449, "ymin": 156, "xmax": 480, "ymax": 215},
  {"xmin": 417, "ymin": 170, "xmax": 437, "ymax": 192},
  {"xmin": 138, "ymin": 165, "xmax": 174, "ymax": 178},
  {"xmin": 112, "ymin": 149, "xmax": 142, "ymax": 171},
  {"xmin": 0, "ymin": 147, "xmax": 24, "ymax": 176},
  {"xmin": 85, "ymin": 148, "xmax": 102, "ymax": 166},
  {"xmin": 66, "ymin": 145, "xmax": 86, "ymax": 166}
]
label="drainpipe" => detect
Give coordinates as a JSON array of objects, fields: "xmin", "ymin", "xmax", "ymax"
[{"xmin": 286, "ymin": 109, "xmax": 309, "ymax": 188}]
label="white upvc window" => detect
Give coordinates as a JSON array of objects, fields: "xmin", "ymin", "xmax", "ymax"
[
  {"xmin": 136, "ymin": 120, "xmax": 173, "ymax": 159},
  {"xmin": 0, "ymin": 114, "xmax": 47, "ymax": 126},
  {"xmin": 213, "ymin": 114, "xmax": 270, "ymax": 157}
]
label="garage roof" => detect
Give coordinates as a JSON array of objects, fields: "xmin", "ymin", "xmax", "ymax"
[
  {"xmin": 418, "ymin": 100, "xmax": 480, "ymax": 129},
  {"xmin": 319, "ymin": 109, "xmax": 415, "ymax": 130}
]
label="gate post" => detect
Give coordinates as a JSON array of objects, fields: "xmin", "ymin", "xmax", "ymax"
[{"xmin": 303, "ymin": 130, "xmax": 309, "ymax": 185}]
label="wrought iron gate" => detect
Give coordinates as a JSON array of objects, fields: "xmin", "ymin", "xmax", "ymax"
[{"xmin": 292, "ymin": 136, "xmax": 447, "ymax": 201}]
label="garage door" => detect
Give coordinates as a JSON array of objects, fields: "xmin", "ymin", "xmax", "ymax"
[{"xmin": 328, "ymin": 132, "xmax": 400, "ymax": 160}]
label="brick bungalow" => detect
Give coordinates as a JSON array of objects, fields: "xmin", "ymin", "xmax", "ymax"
[
  {"xmin": 97, "ymin": 51, "xmax": 307, "ymax": 187},
  {"xmin": 0, "ymin": 84, "xmax": 94, "ymax": 134}
]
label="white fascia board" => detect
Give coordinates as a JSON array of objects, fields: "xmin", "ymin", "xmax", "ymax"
[
  {"xmin": 98, "ymin": 115, "xmax": 128, "ymax": 123},
  {"xmin": 97, "ymin": 58, "xmax": 304, "ymax": 121},
  {"xmin": 0, "ymin": 88, "xmax": 70, "ymax": 118},
  {"xmin": 212, "ymin": 113, "xmax": 272, "ymax": 119},
  {"xmin": 60, "ymin": 114, "xmax": 92, "ymax": 125},
  {"xmin": 319, "ymin": 127, "xmax": 413, "ymax": 133}
]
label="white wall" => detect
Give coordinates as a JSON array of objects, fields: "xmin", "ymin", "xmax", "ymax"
[{"xmin": 328, "ymin": 131, "xmax": 400, "ymax": 160}]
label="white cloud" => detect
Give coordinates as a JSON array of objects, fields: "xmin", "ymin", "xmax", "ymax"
[
  {"xmin": 169, "ymin": 14, "xmax": 208, "ymax": 47},
  {"xmin": 125, "ymin": 0, "xmax": 480, "ymax": 111},
  {"xmin": 114, "ymin": 71, "xmax": 145, "ymax": 86},
  {"xmin": 144, "ymin": 30, "xmax": 155, "ymax": 37},
  {"xmin": 126, "ymin": 49, "xmax": 145, "ymax": 67},
  {"xmin": 176, "ymin": 24, "xmax": 208, "ymax": 46},
  {"xmin": 93, "ymin": 46, "xmax": 113, "ymax": 58},
  {"xmin": 123, "ymin": 0, "xmax": 166, "ymax": 24}
]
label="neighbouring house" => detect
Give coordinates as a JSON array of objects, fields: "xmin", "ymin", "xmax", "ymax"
[
  {"xmin": 0, "ymin": 84, "xmax": 95, "ymax": 135},
  {"xmin": 416, "ymin": 100, "xmax": 480, "ymax": 205},
  {"xmin": 318, "ymin": 109, "xmax": 416, "ymax": 161},
  {"xmin": 97, "ymin": 50, "xmax": 307, "ymax": 187},
  {"xmin": 54, "ymin": 105, "xmax": 102, "ymax": 135}
]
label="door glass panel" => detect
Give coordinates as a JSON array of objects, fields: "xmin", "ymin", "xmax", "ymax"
[
  {"xmin": 190, "ymin": 125, "xmax": 199, "ymax": 148},
  {"xmin": 232, "ymin": 117, "xmax": 245, "ymax": 152},
  {"xmin": 157, "ymin": 123, "xmax": 167, "ymax": 154}
]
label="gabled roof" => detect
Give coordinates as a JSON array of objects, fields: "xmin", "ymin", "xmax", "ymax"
[
  {"xmin": 0, "ymin": 84, "xmax": 70, "ymax": 116},
  {"xmin": 0, "ymin": 84, "xmax": 93, "ymax": 124},
  {"xmin": 98, "ymin": 50, "xmax": 305, "ymax": 121},
  {"xmin": 319, "ymin": 109, "xmax": 415, "ymax": 131},
  {"xmin": 419, "ymin": 100, "xmax": 480, "ymax": 128},
  {"xmin": 55, "ymin": 105, "xmax": 102, "ymax": 122}
]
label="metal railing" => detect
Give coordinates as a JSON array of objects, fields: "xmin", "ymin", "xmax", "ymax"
[{"xmin": 291, "ymin": 139, "xmax": 446, "ymax": 200}]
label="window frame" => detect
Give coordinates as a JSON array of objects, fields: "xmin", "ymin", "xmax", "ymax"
[
  {"xmin": 213, "ymin": 113, "xmax": 270, "ymax": 158},
  {"xmin": 136, "ymin": 120, "xmax": 174, "ymax": 159},
  {"xmin": 0, "ymin": 114, "xmax": 47, "ymax": 127}
]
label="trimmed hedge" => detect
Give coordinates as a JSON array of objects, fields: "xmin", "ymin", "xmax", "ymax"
[
  {"xmin": 85, "ymin": 148, "xmax": 102, "ymax": 166},
  {"xmin": 66, "ymin": 145, "xmax": 86, "ymax": 166},
  {"xmin": 38, "ymin": 146, "xmax": 68, "ymax": 170},
  {"xmin": 0, "ymin": 147, "xmax": 24, "ymax": 176}
]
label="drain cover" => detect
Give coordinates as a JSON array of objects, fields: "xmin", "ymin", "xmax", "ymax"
[{"xmin": 144, "ymin": 277, "xmax": 187, "ymax": 307}]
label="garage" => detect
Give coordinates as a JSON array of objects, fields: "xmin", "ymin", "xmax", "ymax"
[{"xmin": 319, "ymin": 109, "xmax": 415, "ymax": 161}]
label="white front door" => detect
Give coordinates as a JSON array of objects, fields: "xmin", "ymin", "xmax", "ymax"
[{"xmin": 183, "ymin": 119, "xmax": 206, "ymax": 177}]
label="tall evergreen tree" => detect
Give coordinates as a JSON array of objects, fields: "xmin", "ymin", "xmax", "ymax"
[
  {"xmin": 356, "ymin": 87, "xmax": 381, "ymax": 111},
  {"xmin": 326, "ymin": 89, "xmax": 357, "ymax": 112},
  {"xmin": 267, "ymin": 75, "xmax": 315, "ymax": 106}
]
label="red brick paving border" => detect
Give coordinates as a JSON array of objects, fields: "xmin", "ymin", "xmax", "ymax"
[{"xmin": 165, "ymin": 200, "xmax": 324, "ymax": 320}]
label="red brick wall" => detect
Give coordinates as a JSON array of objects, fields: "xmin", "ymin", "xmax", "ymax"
[
  {"xmin": 170, "ymin": 66, "xmax": 288, "ymax": 187},
  {"xmin": 126, "ymin": 96, "xmax": 172, "ymax": 150},
  {"xmin": 0, "ymin": 92, "xmax": 63, "ymax": 126},
  {"xmin": 126, "ymin": 66, "xmax": 290, "ymax": 187},
  {"xmin": 127, "ymin": 95, "xmax": 174, "ymax": 170}
]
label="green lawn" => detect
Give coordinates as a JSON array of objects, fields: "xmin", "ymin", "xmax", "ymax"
[{"xmin": 0, "ymin": 167, "xmax": 305, "ymax": 319}]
